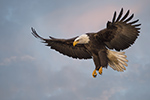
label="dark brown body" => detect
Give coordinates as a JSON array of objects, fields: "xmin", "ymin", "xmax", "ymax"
[{"xmin": 85, "ymin": 33, "xmax": 108, "ymax": 70}]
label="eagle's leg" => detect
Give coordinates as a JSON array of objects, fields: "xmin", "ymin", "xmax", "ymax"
[
  {"xmin": 92, "ymin": 69, "xmax": 97, "ymax": 78},
  {"xmin": 99, "ymin": 66, "xmax": 103, "ymax": 75},
  {"xmin": 98, "ymin": 50, "xmax": 108, "ymax": 75},
  {"xmin": 92, "ymin": 55, "xmax": 100, "ymax": 78}
]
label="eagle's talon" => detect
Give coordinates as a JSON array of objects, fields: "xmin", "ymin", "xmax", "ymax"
[
  {"xmin": 99, "ymin": 66, "xmax": 103, "ymax": 75},
  {"xmin": 93, "ymin": 75, "xmax": 97, "ymax": 78},
  {"xmin": 92, "ymin": 69, "xmax": 97, "ymax": 78}
]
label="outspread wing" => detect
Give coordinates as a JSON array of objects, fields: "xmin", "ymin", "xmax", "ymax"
[
  {"xmin": 96, "ymin": 8, "xmax": 141, "ymax": 51},
  {"xmin": 31, "ymin": 28, "xmax": 92, "ymax": 59}
]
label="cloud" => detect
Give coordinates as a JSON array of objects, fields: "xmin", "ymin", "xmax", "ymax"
[
  {"xmin": 0, "ymin": 56, "xmax": 17, "ymax": 66},
  {"xmin": 95, "ymin": 87, "xmax": 126, "ymax": 100},
  {"xmin": 0, "ymin": 55, "xmax": 35, "ymax": 66},
  {"xmin": 20, "ymin": 55, "xmax": 35, "ymax": 61}
]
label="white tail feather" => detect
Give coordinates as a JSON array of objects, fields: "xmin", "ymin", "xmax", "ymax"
[
  {"xmin": 118, "ymin": 59, "xmax": 128, "ymax": 66},
  {"xmin": 107, "ymin": 50, "xmax": 128, "ymax": 72}
]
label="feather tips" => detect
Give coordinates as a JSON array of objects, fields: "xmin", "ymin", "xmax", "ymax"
[
  {"xmin": 112, "ymin": 8, "xmax": 135, "ymax": 23},
  {"xmin": 112, "ymin": 11, "xmax": 116, "ymax": 23},
  {"xmin": 107, "ymin": 50, "xmax": 128, "ymax": 72},
  {"xmin": 115, "ymin": 8, "xmax": 123, "ymax": 22}
]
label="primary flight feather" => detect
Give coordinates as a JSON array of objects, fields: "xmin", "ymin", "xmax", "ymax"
[{"xmin": 31, "ymin": 8, "xmax": 141, "ymax": 77}]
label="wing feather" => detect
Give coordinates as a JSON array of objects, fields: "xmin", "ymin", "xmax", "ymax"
[
  {"xmin": 97, "ymin": 8, "xmax": 141, "ymax": 51},
  {"xmin": 115, "ymin": 8, "xmax": 123, "ymax": 22},
  {"xmin": 120, "ymin": 10, "xmax": 129, "ymax": 21},
  {"xmin": 112, "ymin": 11, "xmax": 116, "ymax": 23},
  {"xmin": 124, "ymin": 14, "xmax": 134, "ymax": 22},
  {"xmin": 31, "ymin": 28, "xmax": 92, "ymax": 59},
  {"xmin": 128, "ymin": 19, "xmax": 139, "ymax": 24}
]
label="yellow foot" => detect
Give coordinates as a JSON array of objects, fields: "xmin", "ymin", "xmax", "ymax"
[
  {"xmin": 99, "ymin": 66, "xmax": 103, "ymax": 75},
  {"xmin": 92, "ymin": 69, "xmax": 97, "ymax": 78}
]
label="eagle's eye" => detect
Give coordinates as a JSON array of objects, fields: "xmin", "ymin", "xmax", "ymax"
[{"xmin": 76, "ymin": 39, "xmax": 80, "ymax": 42}]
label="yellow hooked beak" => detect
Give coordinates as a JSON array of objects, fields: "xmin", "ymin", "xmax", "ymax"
[{"xmin": 73, "ymin": 41, "xmax": 79, "ymax": 46}]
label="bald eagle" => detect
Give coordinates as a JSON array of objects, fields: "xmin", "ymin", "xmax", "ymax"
[{"xmin": 31, "ymin": 8, "xmax": 141, "ymax": 77}]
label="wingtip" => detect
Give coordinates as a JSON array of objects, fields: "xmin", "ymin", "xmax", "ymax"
[
  {"xmin": 31, "ymin": 27, "xmax": 37, "ymax": 38},
  {"xmin": 112, "ymin": 8, "xmax": 123, "ymax": 23},
  {"xmin": 115, "ymin": 8, "xmax": 124, "ymax": 22},
  {"xmin": 49, "ymin": 36, "xmax": 56, "ymax": 39},
  {"xmin": 31, "ymin": 27, "xmax": 44, "ymax": 40},
  {"xmin": 120, "ymin": 9, "xmax": 130, "ymax": 22},
  {"xmin": 31, "ymin": 27, "xmax": 36, "ymax": 33},
  {"xmin": 112, "ymin": 11, "xmax": 116, "ymax": 23},
  {"xmin": 31, "ymin": 27, "xmax": 34, "ymax": 31},
  {"xmin": 128, "ymin": 19, "xmax": 139, "ymax": 24},
  {"xmin": 121, "ymin": 8, "xmax": 123, "ymax": 12},
  {"xmin": 124, "ymin": 13, "xmax": 134, "ymax": 22}
]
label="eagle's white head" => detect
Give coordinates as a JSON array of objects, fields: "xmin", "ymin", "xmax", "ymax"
[{"xmin": 73, "ymin": 34, "xmax": 90, "ymax": 46}]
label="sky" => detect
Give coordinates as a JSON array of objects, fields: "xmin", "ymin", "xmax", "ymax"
[{"xmin": 0, "ymin": 0, "xmax": 150, "ymax": 100}]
